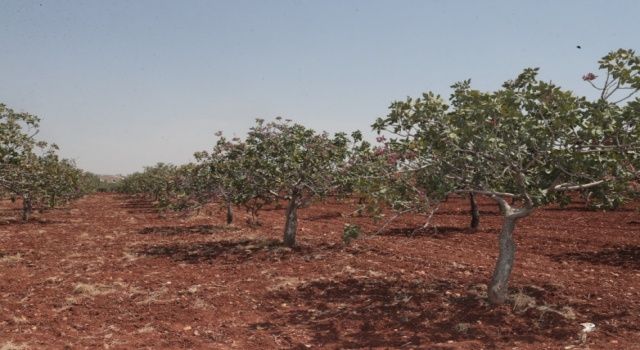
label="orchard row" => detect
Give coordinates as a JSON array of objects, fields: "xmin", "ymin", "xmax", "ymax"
[
  {"xmin": 0, "ymin": 105, "xmax": 101, "ymax": 220},
  {"xmin": 117, "ymin": 49, "xmax": 640, "ymax": 304},
  {"xmin": 2, "ymin": 49, "xmax": 638, "ymax": 305}
]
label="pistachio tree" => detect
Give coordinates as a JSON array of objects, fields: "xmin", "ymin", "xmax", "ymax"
[
  {"xmin": 193, "ymin": 135, "xmax": 271, "ymax": 225},
  {"xmin": 38, "ymin": 153, "xmax": 84, "ymax": 208},
  {"xmin": 118, "ymin": 162, "xmax": 179, "ymax": 206},
  {"xmin": 1, "ymin": 103, "xmax": 95, "ymax": 220},
  {"xmin": 1, "ymin": 104, "xmax": 50, "ymax": 219},
  {"xmin": 342, "ymin": 132, "xmax": 444, "ymax": 227},
  {"xmin": 3, "ymin": 148, "xmax": 45, "ymax": 220},
  {"xmin": 1, "ymin": 103, "xmax": 41, "ymax": 194},
  {"xmin": 243, "ymin": 118, "xmax": 350, "ymax": 247},
  {"xmin": 373, "ymin": 49, "xmax": 640, "ymax": 304}
]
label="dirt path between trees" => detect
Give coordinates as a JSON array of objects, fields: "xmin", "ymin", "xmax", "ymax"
[{"xmin": 1, "ymin": 193, "xmax": 640, "ymax": 349}]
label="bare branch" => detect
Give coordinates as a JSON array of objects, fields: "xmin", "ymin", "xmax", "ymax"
[
  {"xmin": 600, "ymin": 71, "xmax": 611, "ymax": 100},
  {"xmin": 612, "ymin": 88, "xmax": 640, "ymax": 104},
  {"xmin": 373, "ymin": 208, "xmax": 415, "ymax": 235},
  {"xmin": 587, "ymin": 81, "xmax": 604, "ymax": 91},
  {"xmin": 553, "ymin": 180, "xmax": 605, "ymax": 191},
  {"xmin": 455, "ymin": 189, "xmax": 518, "ymax": 198}
]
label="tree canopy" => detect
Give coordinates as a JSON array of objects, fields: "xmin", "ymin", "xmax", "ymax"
[{"xmin": 372, "ymin": 48, "xmax": 640, "ymax": 303}]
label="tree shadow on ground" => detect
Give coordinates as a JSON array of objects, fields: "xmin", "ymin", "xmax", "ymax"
[
  {"xmin": 379, "ymin": 225, "xmax": 478, "ymax": 238},
  {"xmin": 121, "ymin": 199, "xmax": 159, "ymax": 214},
  {"xmin": 0, "ymin": 218, "xmax": 61, "ymax": 226},
  {"xmin": 436, "ymin": 209, "xmax": 501, "ymax": 216},
  {"xmin": 137, "ymin": 239, "xmax": 341, "ymax": 264},
  {"xmin": 303, "ymin": 211, "xmax": 344, "ymax": 221},
  {"xmin": 121, "ymin": 200, "xmax": 154, "ymax": 208},
  {"xmin": 253, "ymin": 277, "xmax": 577, "ymax": 349},
  {"xmin": 552, "ymin": 245, "xmax": 640, "ymax": 269},
  {"xmin": 138, "ymin": 224, "xmax": 238, "ymax": 236},
  {"xmin": 543, "ymin": 206, "xmax": 636, "ymax": 212}
]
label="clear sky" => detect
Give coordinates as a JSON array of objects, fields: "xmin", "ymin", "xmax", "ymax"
[{"xmin": 1, "ymin": 0, "xmax": 638, "ymax": 174}]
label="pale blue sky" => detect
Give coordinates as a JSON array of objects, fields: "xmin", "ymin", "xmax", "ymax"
[{"xmin": 1, "ymin": 0, "xmax": 638, "ymax": 174}]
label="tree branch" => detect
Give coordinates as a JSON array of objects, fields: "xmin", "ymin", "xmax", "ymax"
[
  {"xmin": 553, "ymin": 180, "xmax": 605, "ymax": 191},
  {"xmin": 454, "ymin": 189, "xmax": 518, "ymax": 198}
]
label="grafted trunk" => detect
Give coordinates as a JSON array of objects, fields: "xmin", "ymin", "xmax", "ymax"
[
  {"xmin": 488, "ymin": 216, "xmax": 517, "ymax": 304},
  {"xmin": 225, "ymin": 200, "xmax": 233, "ymax": 224},
  {"xmin": 283, "ymin": 191, "xmax": 300, "ymax": 247},
  {"xmin": 488, "ymin": 205, "xmax": 532, "ymax": 304},
  {"xmin": 22, "ymin": 195, "xmax": 32, "ymax": 222},
  {"xmin": 469, "ymin": 193, "xmax": 480, "ymax": 230}
]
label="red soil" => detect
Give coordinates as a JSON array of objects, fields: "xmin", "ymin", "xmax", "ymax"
[{"xmin": 1, "ymin": 193, "xmax": 640, "ymax": 349}]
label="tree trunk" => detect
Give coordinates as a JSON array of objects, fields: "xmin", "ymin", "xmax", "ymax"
[
  {"xmin": 22, "ymin": 195, "xmax": 32, "ymax": 222},
  {"xmin": 50, "ymin": 194, "xmax": 56, "ymax": 209},
  {"xmin": 488, "ymin": 206, "xmax": 532, "ymax": 304},
  {"xmin": 225, "ymin": 200, "xmax": 233, "ymax": 224},
  {"xmin": 470, "ymin": 193, "xmax": 480, "ymax": 230},
  {"xmin": 356, "ymin": 197, "xmax": 365, "ymax": 217},
  {"xmin": 283, "ymin": 191, "xmax": 300, "ymax": 247}
]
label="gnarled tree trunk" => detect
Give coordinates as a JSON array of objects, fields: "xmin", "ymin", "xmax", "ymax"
[
  {"xmin": 283, "ymin": 190, "xmax": 300, "ymax": 247},
  {"xmin": 225, "ymin": 199, "xmax": 233, "ymax": 224},
  {"xmin": 22, "ymin": 194, "xmax": 33, "ymax": 222},
  {"xmin": 488, "ymin": 200, "xmax": 533, "ymax": 304},
  {"xmin": 356, "ymin": 196, "xmax": 365, "ymax": 217},
  {"xmin": 469, "ymin": 193, "xmax": 480, "ymax": 230}
]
